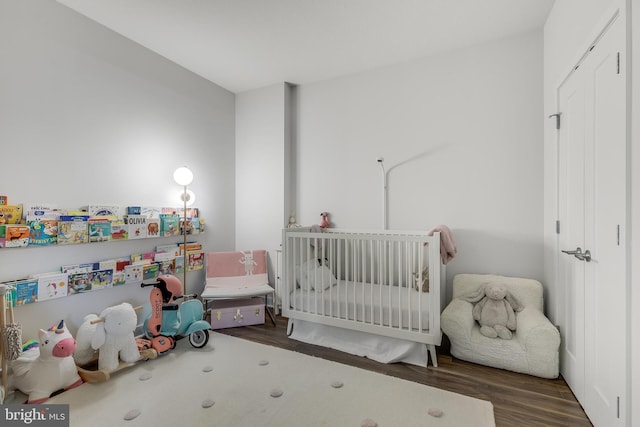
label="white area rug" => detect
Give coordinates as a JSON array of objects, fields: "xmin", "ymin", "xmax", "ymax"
[{"xmin": 48, "ymin": 332, "xmax": 495, "ymax": 426}]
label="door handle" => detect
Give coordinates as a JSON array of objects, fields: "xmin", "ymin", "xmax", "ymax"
[
  {"xmin": 561, "ymin": 247, "xmax": 592, "ymax": 262},
  {"xmin": 562, "ymin": 247, "xmax": 583, "ymax": 256}
]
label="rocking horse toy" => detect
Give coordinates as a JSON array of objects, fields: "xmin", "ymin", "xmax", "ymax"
[{"xmin": 12, "ymin": 320, "xmax": 83, "ymax": 403}]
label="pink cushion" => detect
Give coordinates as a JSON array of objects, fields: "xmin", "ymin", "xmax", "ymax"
[{"xmin": 205, "ymin": 250, "xmax": 268, "ymax": 290}]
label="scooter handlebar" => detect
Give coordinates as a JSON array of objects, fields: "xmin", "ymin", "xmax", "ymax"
[
  {"xmin": 140, "ymin": 281, "xmax": 159, "ymax": 288},
  {"xmin": 174, "ymin": 293, "xmax": 198, "ymax": 301}
]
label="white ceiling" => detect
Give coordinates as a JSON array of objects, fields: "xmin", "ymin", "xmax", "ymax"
[{"xmin": 57, "ymin": 0, "xmax": 555, "ymax": 94}]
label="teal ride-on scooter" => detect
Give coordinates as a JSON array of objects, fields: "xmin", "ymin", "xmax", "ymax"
[{"xmin": 140, "ymin": 274, "xmax": 211, "ymax": 354}]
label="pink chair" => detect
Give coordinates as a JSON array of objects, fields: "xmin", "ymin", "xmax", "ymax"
[{"xmin": 201, "ymin": 250, "xmax": 276, "ymax": 325}]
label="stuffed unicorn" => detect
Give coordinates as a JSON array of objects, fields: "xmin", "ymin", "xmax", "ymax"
[{"xmin": 12, "ymin": 320, "xmax": 83, "ymax": 403}]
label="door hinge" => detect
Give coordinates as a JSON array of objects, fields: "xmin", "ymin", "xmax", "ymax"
[
  {"xmin": 617, "ymin": 225, "xmax": 620, "ymax": 246},
  {"xmin": 617, "ymin": 52, "xmax": 620, "ymax": 74},
  {"xmin": 549, "ymin": 113, "xmax": 561, "ymax": 130},
  {"xmin": 617, "ymin": 396, "xmax": 620, "ymax": 418},
  {"xmin": 556, "ymin": 220, "xmax": 560, "ymax": 234}
]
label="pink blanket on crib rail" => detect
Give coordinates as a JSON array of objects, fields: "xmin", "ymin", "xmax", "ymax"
[
  {"xmin": 428, "ymin": 224, "xmax": 457, "ymax": 265},
  {"xmin": 205, "ymin": 250, "xmax": 268, "ymax": 289}
]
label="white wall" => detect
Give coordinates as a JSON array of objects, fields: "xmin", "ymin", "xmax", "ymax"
[
  {"xmin": 235, "ymin": 83, "xmax": 289, "ymax": 251},
  {"xmin": 235, "ymin": 83, "xmax": 294, "ymax": 286},
  {"xmin": 0, "ymin": 0, "xmax": 236, "ymax": 337},
  {"xmin": 294, "ymin": 30, "xmax": 545, "ymax": 292}
]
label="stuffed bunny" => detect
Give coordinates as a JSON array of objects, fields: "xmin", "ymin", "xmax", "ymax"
[
  {"xmin": 462, "ymin": 283, "xmax": 522, "ymax": 339},
  {"xmin": 90, "ymin": 303, "xmax": 140, "ymax": 371}
]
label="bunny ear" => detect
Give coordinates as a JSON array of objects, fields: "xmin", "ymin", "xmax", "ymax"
[
  {"xmin": 505, "ymin": 291, "xmax": 523, "ymax": 312},
  {"xmin": 461, "ymin": 284, "xmax": 487, "ymax": 303}
]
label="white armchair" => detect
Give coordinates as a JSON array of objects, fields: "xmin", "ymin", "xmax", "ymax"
[{"xmin": 441, "ymin": 274, "xmax": 560, "ymax": 379}]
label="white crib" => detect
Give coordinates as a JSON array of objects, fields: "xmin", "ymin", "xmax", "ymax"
[{"xmin": 281, "ymin": 228, "xmax": 445, "ymax": 367}]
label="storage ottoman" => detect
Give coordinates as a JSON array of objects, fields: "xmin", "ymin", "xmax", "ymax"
[{"xmin": 208, "ymin": 298, "xmax": 265, "ymax": 329}]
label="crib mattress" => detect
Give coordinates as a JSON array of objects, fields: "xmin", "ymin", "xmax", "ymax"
[{"xmin": 289, "ymin": 280, "xmax": 431, "ymax": 331}]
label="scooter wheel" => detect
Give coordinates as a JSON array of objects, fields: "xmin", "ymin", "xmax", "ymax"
[{"xmin": 189, "ymin": 329, "xmax": 209, "ymax": 348}]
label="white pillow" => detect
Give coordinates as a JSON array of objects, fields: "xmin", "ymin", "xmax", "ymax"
[{"xmin": 296, "ymin": 259, "xmax": 337, "ymax": 291}]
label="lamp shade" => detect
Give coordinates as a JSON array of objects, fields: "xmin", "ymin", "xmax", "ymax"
[
  {"xmin": 173, "ymin": 166, "xmax": 194, "ymax": 186},
  {"xmin": 180, "ymin": 189, "xmax": 196, "ymax": 206}
]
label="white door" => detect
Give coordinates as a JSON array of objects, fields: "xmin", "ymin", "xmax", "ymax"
[
  {"xmin": 557, "ymin": 13, "xmax": 626, "ymax": 427},
  {"xmin": 557, "ymin": 57, "xmax": 586, "ymax": 404}
]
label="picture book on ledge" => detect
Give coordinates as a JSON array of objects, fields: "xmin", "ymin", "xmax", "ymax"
[
  {"xmin": 30, "ymin": 272, "xmax": 69, "ymax": 302},
  {"xmin": 1, "ymin": 224, "xmax": 30, "ymax": 248},
  {"xmin": 2, "ymin": 278, "xmax": 39, "ymax": 306},
  {"xmin": 58, "ymin": 215, "xmax": 89, "ymax": 245},
  {"xmin": 28, "ymin": 219, "xmax": 58, "ymax": 246},
  {"xmin": 89, "ymin": 218, "xmax": 111, "ymax": 243}
]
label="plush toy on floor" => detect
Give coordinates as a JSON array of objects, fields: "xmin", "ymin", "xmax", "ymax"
[
  {"xmin": 462, "ymin": 282, "xmax": 523, "ymax": 340},
  {"xmin": 11, "ymin": 320, "xmax": 83, "ymax": 404},
  {"xmin": 88, "ymin": 303, "xmax": 140, "ymax": 372}
]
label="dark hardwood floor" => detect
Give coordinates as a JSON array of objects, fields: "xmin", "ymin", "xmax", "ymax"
[{"xmin": 216, "ymin": 316, "xmax": 593, "ymax": 427}]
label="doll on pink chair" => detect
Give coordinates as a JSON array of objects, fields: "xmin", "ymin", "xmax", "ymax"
[{"xmin": 12, "ymin": 320, "xmax": 83, "ymax": 404}]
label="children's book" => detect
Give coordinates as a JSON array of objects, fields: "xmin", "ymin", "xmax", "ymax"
[
  {"xmin": 178, "ymin": 242, "xmax": 202, "ymax": 255},
  {"xmin": 112, "ymin": 270, "xmax": 126, "ymax": 286},
  {"xmin": 61, "ymin": 263, "xmax": 95, "ymax": 274},
  {"xmin": 156, "ymin": 244, "xmax": 179, "ymax": 255},
  {"xmin": 142, "ymin": 263, "xmax": 160, "ymax": 282},
  {"xmin": 89, "ymin": 218, "xmax": 111, "ymax": 242},
  {"xmin": 124, "ymin": 264, "xmax": 143, "ymax": 284},
  {"xmin": 32, "ymin": 272, "xmax": 69, "ymax": 301},
  {"xmin": 29, "ymin": 219, "xmax": 58, "ymax": 246},
  {"xmin": 179, "ymin": 218, "xmax": 195, "ymax": 235},
  {"xmin": 84, "ymin": 205, "xmax": 120, "ymax": 218},
  {"xmin": 190, "ymin": 217, "xmax": 201, "ymax": 235},
  {"xmin": 0, "ymin": 196, "xmax": 7, "ymax": 206},
  {"xmin": 147, "ymin": 217, "xmax": 160, "ymax": 237},
  {"xmin": 110, "ymin": 220, "xmax": 128, "ymax": 240},
  {"xmin": 0, "ymin": 205, "xmax": 23, "ymax": 224},
  {"xmin": 25, "ymin": 209, "xmax": 60, "ymax": 221},
  {"xmin": 163, "ymin": 207, "xmax": 199, "ymax": 218},
  {"xmin": 140, "ymin": 206, "xmax": 161, "ymax": 218},
  {"xmin": 160, "ymin": 214, "xmax": 180, "ymax": 237},
  {"xmin": 126, "ymin": 206, "xmax": 141, "ymax": 215},
  {"xmin": 4, "ymin": 224, "xmax": 30, "ymax": 248},
  {"xmin": 175, "ymin": 256, "xmax": 185, "ymax": 274},
  {"xmin": 126, "ymin": 215, "xmax": 148, "ymax": 239},
  {"xmin": 154, "ymin": 251, "xmax": 176, "ymax": 262},
  {"xmin": 58, "ymin": 215, "xmax": 89, "ymax": 245},
  {"xmin": 88, "ymin": 269, "xmax": 113, "ymax": 291},
  {"xmin": 11, "ymin": 279, "xmax": 38, "ymax": 305},
  {"xmin": 99, "ymin": 259, "xmax": 117, "ymax": 271},
  {"xmin": 116, "ymin": 259, "xmax": 131, "ymax": 272},
  {"xmin": 68, "ymin": 272, "xmax": 91, "ymax": 294},
  {"xmin": 157, "ymin": 259, "xmax": 176, "ymax": 275},
  {"xmin": 187, "ymin": 250, "xmax": 204, "ymax": 271},
  {"xmin": 142, "ymin": 252, "xmax": 158, "ymax": 261}
]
